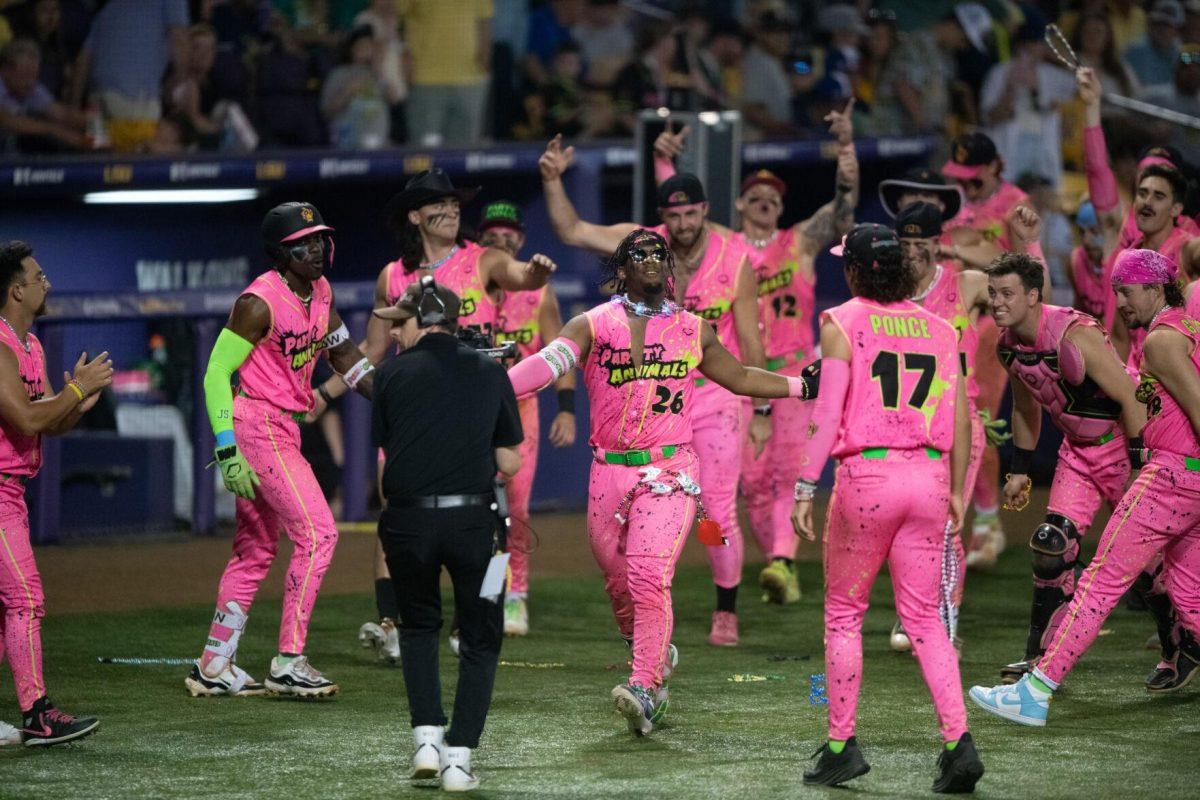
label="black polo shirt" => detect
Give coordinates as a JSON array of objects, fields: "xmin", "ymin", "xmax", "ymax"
[{"xmin": 372, "ymin": 331, "xmax": 523, "ymax": 498}]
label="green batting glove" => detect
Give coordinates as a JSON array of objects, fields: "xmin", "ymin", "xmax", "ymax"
[
  {"xmin": 215, "ymin": 444, "xmax": 261, "ymax": 500},
  {"xmin": 978, "ymin": 408, "xmax": 1013, "ymax": 447}
]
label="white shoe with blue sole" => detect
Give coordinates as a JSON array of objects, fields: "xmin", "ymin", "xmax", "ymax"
[{"xmin": 969, "ymin": 674, "xmax": 1049, "ymax": 726}]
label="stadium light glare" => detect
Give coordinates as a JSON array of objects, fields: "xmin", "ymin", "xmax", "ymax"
[{"xmin": 82, "ymin": 189, "xmax": 260, "ymax": 204}]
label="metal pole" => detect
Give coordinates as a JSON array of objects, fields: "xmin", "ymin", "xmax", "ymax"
[
  {"xmin": 340, "ymin": 310, "xmax": 371, "ymax": 523},
  {"xmin": 192, "ymin": 318, "xmax": 220, "ymax": 535}
]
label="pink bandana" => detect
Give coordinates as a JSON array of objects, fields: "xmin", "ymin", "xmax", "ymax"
[{"xmin": 1110, "ymin": 248, "xmax": 1178, "ymax": 286}]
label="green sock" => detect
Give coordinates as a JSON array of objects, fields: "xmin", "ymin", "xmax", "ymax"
[
  {"xmin": 277, "ymin": 653, "xmax": 297, "ymax": 665},
  {"xmin": 828, "ymin": 740, "xmax": 846, "ymax": 754},
  {"xmin": 1029, "ymin": 675, "xmax": 1054, "ymax": 694},
  {"xmin": 945, "ymin": 738, "xmax": 959, "ymax": 751}
]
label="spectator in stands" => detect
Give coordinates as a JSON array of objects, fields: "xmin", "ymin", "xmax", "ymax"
[
  {"xmin": 7, "ymin": 0, "xmax": 73, "ymax": 100},
  {"xmin": 1126, "ymin": 0, "xmax": 1184, "ymax": 91},
  {"xmin": 525, "ymin": 0, "xmax": 582, "ymax": 86},
  {"xmin": 321, "ymin": 24, "xmax": 390, "ymax": 149},
  {"xmin": 571, "ymin": 0, "xmax": 631, "ymax": 87},
  {"xmin": 270, "ymin": 0, "xmax": 351, "ymax": 52},
  {"xmin": 853, "ymin": 8, "xmax": 911, "ymax": 137},
  {"xmin": 694, "ymin": 19, "xmax": 744, "ymax": 112},
  {"xmin": 165, "ymin": 23, "xmax": 258, "ymax": 151},
  {"xmin": 211, "ymin": 0, "xmax": 269, "ymax": 56},
  {"xmin": 815, "ymin": 4, "xmax": 865, "ymax": 103},
  {"xmin": 890, "ymin": 5, "xmax": 987, "ymax": 137},
  {"xmin": 68, "ymin": 0, "xmax": 189, "ymax": 153},
  {"xmin": 980, "ymin": 18, "xmax": 1075, "ymax": 187},
  {"xmin": 1143, "ymin": 45, "xmax": 1200, "ymax": 161},
  {"xmin": 0, "ymin": 37, "xmax": 87, "ymax": 151},
  {"xmin": 1186, "ymin": 0, "xmax": 1200, "ymax": 43},
  {"xmin": 256, "ymin": 7, "xmax": 326, "ymax": 146},
  {"xmin": 401, "ymin": 0, "xmax": 493, "ymax": 145},
  {"xmin": 352, "ymin": 0, "xmax": 408, "ymax": 143},
  {"xmin": 1070, "ymin": 12, "xmax": 1140, "ymax": 99},
  {"xmin": 610, "ymin": 24, "xmax": 674, "ymax": 134},
  {"xmin": 741, "ymin": 11, "xmax": 800, "ymax": 139}
]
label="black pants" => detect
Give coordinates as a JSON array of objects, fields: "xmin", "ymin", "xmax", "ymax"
[{"xmin": 378, "ymin": 505, "xmax": 504, "ymax": 749}]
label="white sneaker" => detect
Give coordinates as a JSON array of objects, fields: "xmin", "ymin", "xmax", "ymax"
[
  {"xmin": 265, "ymin": 655, "xmax": 339, "ymax": 698},
  {"xmin": 440, "ymin": 745, "xmax": 480, "ymax": 792},
  {"xmin": 890, "ymin": 619, "xmax": 912, "ymax": 652},
  {"xmin": 503, "ymin": 597, "xmax": 529, "ymax": 636},
  {"xmin": 411, "ymin": 725, "xmax": 444, "ymax": 780},
  {"xmin": 448, "ymin": 629, "xmax": 461, "ymax": 656},
  {"xmin": 966, "ymin": 522, "xmax": 1006, "ymax": 570},
  {"xmin": 0, "ymin": 719, "xmax": 20, "ymax": 746},
  {"xmin": 379, "ymin": 619, "xmax": 401, "ymax": 665},
  {"xmin": 185, "ymin": 659, "xmax": 267, "ymax": 697},
  {"xmin": 359, "ymin": 620, "xmax": 385, "ymax": 650}
]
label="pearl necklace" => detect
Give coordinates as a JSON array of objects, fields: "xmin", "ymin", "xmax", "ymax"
[
  {"xmin": 0, "ymin": 315, "xmax": 29, "ymax": 352},
  {"xmin": 422, "ymin": 245, "xmax": 460, "ymax": 271},
  {"xmin": 745, "ymin": 231, "xmax": 778, "ymax": 249},
  {"xmin": 613, "ymin": 294, "xmax": 678, "ymax": 318},
  {"xmin": 1149, "ymin": 303, "xmax": 1171, "ymax": 330}
]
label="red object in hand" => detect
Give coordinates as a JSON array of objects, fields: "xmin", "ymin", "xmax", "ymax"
[{"xmin": 697, "ymin": 519, "xmax": 727, "ymax": 547}]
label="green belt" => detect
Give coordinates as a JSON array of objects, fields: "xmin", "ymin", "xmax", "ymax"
[
  {"xmin": 695, "ymin": 378, "xmax": 707, "ymax": 387},
  {"xmin": 1144, "ymin": 451, "xmax": 1200, "ymax": 471},
  {"xmin": 1095, "ymin": 431, "xmax": 1115, "ymax": 445},
  {"xmin": 765, "ymin": 350, "xmax": 806, "ymax": 372},
  {"xmin": 603, "ymin": 445, "xmax": 678, "ymax": 466},
  {"xmin": 860, "ymin": 447, "xmax": 942, "ymax": 461}
]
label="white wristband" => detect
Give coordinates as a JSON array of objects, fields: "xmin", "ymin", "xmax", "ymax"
[
  {"xmin": 343, "ymin": 357, "xmax": 374, "ymax": 389},
  {"xmin": 793, "ymin": 478, "xmax": 818, "ymax": 502},
  {"xmin": 323, "ymin": 323, "xmax": 350, "ymax": 349},
  {"xmin": 539, "ymin": 339, "xmax": 578, "ymax": 379}
]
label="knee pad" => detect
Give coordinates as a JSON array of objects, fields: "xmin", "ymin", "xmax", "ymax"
[{"xmin": 1031, "ymin": 514, "xmax": 1080, "ymax": 581}]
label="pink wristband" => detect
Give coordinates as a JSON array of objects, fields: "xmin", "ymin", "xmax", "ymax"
[
  {"xmin": 798, "ymin": 358, "xmax": 850, "ymax": 483},
  {"xmin": 654, "ymin": 153, "xmax": 677, "ymax": 185},
  {"xmin": 508, "ymin": 337, "xmax": 581, "ymax": 399}
]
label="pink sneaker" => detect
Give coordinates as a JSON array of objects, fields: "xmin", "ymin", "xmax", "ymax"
[{"xmin": 708, "ymin": 611, "xmax": 739, "ymax": 646}]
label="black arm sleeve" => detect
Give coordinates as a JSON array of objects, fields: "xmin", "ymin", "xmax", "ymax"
[{"xmin": 492, "ymin": 361, "xmax": 524, "ymax": 448}]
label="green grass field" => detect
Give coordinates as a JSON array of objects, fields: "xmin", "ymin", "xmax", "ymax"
[{"xmin": 2, "ymin": 545, "xmax": 1197, "ymax": 799}]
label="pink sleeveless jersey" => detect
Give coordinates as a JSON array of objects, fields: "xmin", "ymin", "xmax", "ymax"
[
  {"xmin": 736, "ymin": 228, "xmax": 815, "ymax": 363},
  {"xmin": 1118, "ymin": 207, "xmax": 1200, "ymax": 253},
  {"xmin": 915, "ymin": 265, "xmax": 980, "ymax": 402},
  {"xmin": 496, "ymin": 286, "xmax": 547, "ymax": 360},
  {"xmin": 583, "ymin": 299, "xmax": 705, "ymax": 451},
  {"xmin": 822, "ymin": 298, "xmax": 959, "ymax": 458},
  {"xmin": 945, "ymin": 182, "xmax": 1028, "ymax": 250},
  {"xmin": 0, "ymin": 326, "xmax": 46, "ymax": 476},
  {"xmin": 384, "ymin": 241, "xmax": 498, "ymax": 337},
  {"xmin": 997, "ymin": 304, "xmax": 1123, "ymax": 443},
  {"xmin": 1139, "ymin": 307, "xmax": 1200, "ymax": 458},
  {"xmin": 654, "ymin": 225, "xmax": 750, "ymax": 359},
  {"xmin": 1070, "ymin": 246, "xmax": 1108, "ymax": 320},
  {"xmin": 238, "ymin": 270, "xmax": 332, "ymax": 413}
]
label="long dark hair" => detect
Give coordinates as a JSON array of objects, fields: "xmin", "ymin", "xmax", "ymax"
[
  {"xmin": 394, "ymin": 216, "xmax": 466, "ymax": 274},
  {"xmin": 847, "ymin": 247, "xmax": 913, "ymax": 303},
  {"xmin": 601, "ymin": 228, "xmax": 676, "ymax": 295}
]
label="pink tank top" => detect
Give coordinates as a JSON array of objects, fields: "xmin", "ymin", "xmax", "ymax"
[
  {"xmin": 1070, "ymin": 246, "xmax": 1108, "ymax": 319},
  {"xmin": 0, "ymin": 326, "xmax": 45, "ymax": 476},
  {"xmin": 1140, "ymin": 306, "xmax": 1200, "ymax": 458},
  {"xmin": 1118, "ymin": 207, "xmax": 1200, "ymax": 253},
  {"xmin": 583, "ymin": 299, "xmax": 705, "ymax": 451},
  {"xmin": 736, "ymin": 228, "xmax": 815, "ymax": 363},
  {"xmin": 915, "ymin": 265, "xmax": 980, "ymax": 402},
  {"xmin": 945, "ymin": 181, "xmax": 1028, "ymax": 250},
  {"xmin": 384, "ymin": 241, "xmax": 497, "ymax": 337},
  {"xmin": 496, "ymin": 286, "xmax": 546, "ymax": 360},
  {"xmin": 822, "ymin": 298, "xmax": 959, "ymax": 458},
  {"xmin": 654, "ymin": 225, "xmax": 750, "ymax": 359},
  {"xmin": 997, "ymin": 304, "xmax": 1123, "ymax": 443},
  {"xmin": 238, "ymin": 270, "xmax": 332, "ymax": 413}
]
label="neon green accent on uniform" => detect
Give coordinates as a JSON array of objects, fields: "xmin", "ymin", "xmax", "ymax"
[
  {"xmin": 204, "ymin": 328, "xmax": 255, "ymax": 437},
  {"xmin": 828, "ymin": 740, "xmax": 846, "ymax": 754},
  {"xmin": 1030, "ymin": 675, "xmax": 1054, "ymax": 694},
  {"xmin": 945, "ymin": 739, "xmax": 959, "ymax": 751}
]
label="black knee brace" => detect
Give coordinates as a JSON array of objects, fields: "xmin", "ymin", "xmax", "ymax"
[{"xmin": 1030, "ymin": 514, "xmax": 1080, "ymax": 581}]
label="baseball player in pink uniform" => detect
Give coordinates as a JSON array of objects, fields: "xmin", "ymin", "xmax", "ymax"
[
  {"xmin": 791, "ymin": 224, "xmax": 981, "ymax": 793},
  {"xmin": 540, "ymin": 136, "xmax": 770, "ymax": 646},
  {"xmin": 652, "ymin": 107, "xmax": 858, "ymax": 605},
  {"xmin": 187, "ymin": 202, "xmax": 378, "ymax": 698},
  {"xmin": 482, "ymin": 200, "xmax": 577, "ymax": 637},
  {"xmin": 972, "ymin": 248, "xmax": 1200, "ymax": 725},
  {"xmin": 0, "ymin": 241, "xmax": 110, "ymax": 747},
  {"xmin": 507, "ymin": 229, "xmax": 813, "ymax": 735},
  {"xmin": 308, "ymin": 171, "xmax": 555, "ymax": 662},
  {"xmin": 1066, "ymin": 201, "xmax": 1109, "ymax": 319},
  {"xmin": 985, "ymin": 253, "xmax": 1149, "ymax": 684}
]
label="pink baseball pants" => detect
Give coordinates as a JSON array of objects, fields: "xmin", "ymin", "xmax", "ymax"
[
  {"xmin": 506, "ymin": 397, "xmax": 540, "ymax": 595},
  {"xmin": 692, "ymin": 383, "xmax": 748, "ymax": 589},
  {"xmin": 0, "ymin": 479, "xmax": 45, "ymax": 710}
]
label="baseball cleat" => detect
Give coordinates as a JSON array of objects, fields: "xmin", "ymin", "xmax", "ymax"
[
  {"xmin": 185, "ymin": 659, "xmax": 266, "ymax": 697},
  {"xmin": 969, "ymin": 675, "xmax": 1049, "ymax": 727},
  {"xmin": 448, "ymin": 629, "xmax": 461, "ymax": 656},
  {"xmin": 759, "ymin": 559, "xmax": 801, "ymax": 604},
  {"xmin": 933, "ymin": 732, "xmax": 984, "ymax": 793},
  {"xmin": 803, "ymin": 736, "xmax": 870, "ymax": 786},
  {"xmin": 966, "ymin": 518, "xmax": 1005, "ymax": 571},
  {"xmin": 378, "ymin": 618, "xmax": 401, "ymax": 665},
  {"xmin": 20, "ymin": 698, "xmax": 100, "ymax": 747},
  {"xmin": 265, "ymin": 655, "xmax": 338, "ymax": 698},
  {"xmin": 612, "ymin": 683, "xmax": 658, "ymax": 736},
  {"xmin": 358, "ymin": 620, "xmax": 384, "ymax": 650},
  {"xmin": 411, "ymin": 725, "xmax": 444, "ymax": 780},
  {"xmin": 999, "ymin": 659, "xmax": 1034, "ymax": 684},
  {"xmin": 890, "ymin": 619, "xmax": 912, "ymax": 652},
  {"xmin": 504, "ymin": 597, "xmax": 529, "ymax": 636},
  {"xmin": 1147, "ymin": 650, "xmax": 1200, "ymax": 694},
  {"xmin": 1144, "ymin": 631, "xmax": 1161, "ymax": 651},
  {"xmin": 0, "ymin": 719, "xmax": 21, "ymax": 746},
  {"xmin": 440, "ymin": 745, "xmax": 481, "ymax": 792},
  {"xmin": 708, "ymin": 611, "xmax": 739, "ymax": 646}
]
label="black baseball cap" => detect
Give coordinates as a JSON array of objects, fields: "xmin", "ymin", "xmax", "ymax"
[
  {"xmin": 261, "ymin": 202, "xmax": 333, "ymax": 252},
  {"xmin": 477, "ymin": 200, "xmax": 524, "ymax": 234},
  {"xmin": 373, "ymin": 279, "xmax": 461, "ymax": 322},
  {"xmin": 894, "ymin": 202, "xmax": 943, "ymax": 238},
  {"xmin": 830, "ymin": 223, "xmax": 901, "ymax": 267},
  {"xmin": 942, "ymin": 132, "xmax": 999, "ymax": 180},
  {"xmin": 657, "ymin": 173, "xmax": 707, "ymax": 208},
  {"xmin": 878, "ymin": 166, "xmax": 963, "ymax": 220}
]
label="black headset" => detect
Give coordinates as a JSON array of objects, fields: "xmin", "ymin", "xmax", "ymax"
[{"xmin": 415, "ymin": 275, "xmax": 447, "ymax": 328}]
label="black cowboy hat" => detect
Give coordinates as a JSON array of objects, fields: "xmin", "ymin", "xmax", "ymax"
[
  {"xmin": 384, "ymin": 168, "xmax": 480, "ymax": 223},
  {"xmin": 878, "ymin": 167, "xmax": 963, "ymax": 220}
]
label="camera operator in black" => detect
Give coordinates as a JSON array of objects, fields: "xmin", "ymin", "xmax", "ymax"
[{"xmin": 371, "ymin": 277, "xmax": 523, "ymax": 792}]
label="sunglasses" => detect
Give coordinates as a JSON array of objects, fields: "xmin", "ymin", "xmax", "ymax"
[
  {"xmin": 1181, "ymin": 51, "xmax": 1200, "ymax": 65},
  {"xmin": 629, "ymin": 246, "xmax": 669, "ymax": 264}
]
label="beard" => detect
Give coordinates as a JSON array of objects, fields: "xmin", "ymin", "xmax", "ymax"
[{"xmin": 34, "ymin": 301, "xmax": 46, "ymax": 318}]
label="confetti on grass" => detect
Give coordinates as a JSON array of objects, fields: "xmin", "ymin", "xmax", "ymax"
[{"xmin": 98, "ymin": 657, "xmax": 193, "ymax": 666}]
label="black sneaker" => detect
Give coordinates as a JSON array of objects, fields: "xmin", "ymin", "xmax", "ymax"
[
  {"xmin": 1147, "ymin": 650, "xmax": 1200, "ymax": 694},
  {"xmin": 21, "ymin": 697, "xmax": 100, "ymax": 747},
  {"xmin": 933, "ymin": 732, "xmax": 984, "ymax": 793},
  {"xmin": 999, "ymin": 660, "xmax": 1034, "ymax": 684},
  {"xmin": 803, "ymin": 736, "xmax": 870, "ymax": 786}
]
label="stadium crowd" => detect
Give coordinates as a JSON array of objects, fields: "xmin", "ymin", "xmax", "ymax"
[{"xmin": 0, "ymin": 1, "xmax": 1199, "ymax": 160}]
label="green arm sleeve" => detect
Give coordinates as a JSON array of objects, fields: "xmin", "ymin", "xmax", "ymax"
[{"xmin": 204, "ymin": 328, "xmax": 255, "ymax": 445}]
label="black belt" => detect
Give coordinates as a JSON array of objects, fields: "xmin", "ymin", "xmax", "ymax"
[{"xmin": 387, "ymin": 493, "xmax": 492, "ymax": 510}]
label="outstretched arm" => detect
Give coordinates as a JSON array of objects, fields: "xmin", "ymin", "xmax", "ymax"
[
  {"xmin": 1075, "ymin": 67, "xmax": 1125, "ymax": 239},
  {"xmin": 697, "ymin": 322, "xmax": 810, "ymax": 399},
  {"xmin": 797, "ymin": 100, "xmax": 859, "ymax": 254},
  {"xmin": 540, "ymin": 134, "xmax": 639, "ymax": 252},
  {"xmin": 481, "ymin": 247, "xmax": 557, "ymax": 292},
  {"xmin": 507, "ymin": 313, "xmax": 593, "ymax": 399}
]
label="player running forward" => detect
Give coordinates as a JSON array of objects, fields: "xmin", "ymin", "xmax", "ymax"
[
  {"xmin": 540, "ymin": 136, "xmax": 768, "ymax": 646},
  {"xmin": 791, "ymin": 224, "xmax": 982, "ymax": 793},
  {"xmin": 507, "ymin": 229, "xmax": 813, "ymax": 736},
  {"xmin": 653, "ymin": 106, "xmax": 858, "ymax": 605},
  {"xmin": 484, "ymin": 200, "xmax": 578, "ymax": 636},
  {"xmin": 986, "ymin": 253, "xmax": 1147, "ymax": 684},
  {"xmin": 187, "ymin": 202, "xmax": 377, "ymax": 699},
  {"xmin": 972, "ymin": 249, "xmax": 1200, "ymax": 724},
  {"xmin": 0, "ymin": 242, "xmax": 110, "ymax": 746}
]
